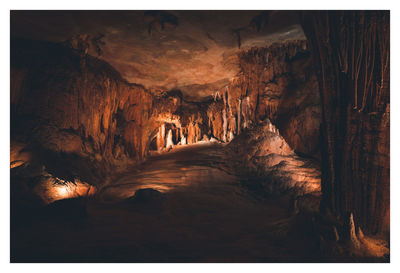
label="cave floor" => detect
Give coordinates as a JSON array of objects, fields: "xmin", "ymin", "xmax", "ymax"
[{"xmin": 10, "ymin": 143, "xmax": 351, "ymax": 262}]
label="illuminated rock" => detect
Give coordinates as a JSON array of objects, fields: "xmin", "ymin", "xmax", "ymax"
[
  {"xmin": 157, "ymin": 124, "xmax": 166, "ymax": 151},
  {"xmin": 33, "ymin": 174, "xmax": 96, "ymax": 205},
  {"xmin": 228, "ymin": 120, "xmax": 320, "ymax": 195},
  {"xmin": 180, "ymin": 133, "xmax": 187, "ymax": 145},
  {"xmin": 10, "ymin": 141, "xmax": 31, "ymax": 169},
  {"xmin": 166, "ymin": 129, "xmax": 174, "ymax": 149}
]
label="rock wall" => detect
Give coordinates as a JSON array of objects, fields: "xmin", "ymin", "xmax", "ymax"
[
  {"xmin": 11, "ymin": 38, "xmax": 156, "ymax": 178},
  {"xmin": 10, "ymin": 38, "xmax": 181, "ymax": 206},
  {"xmin": 301, "ymin": 11, "xmax": 390, "ymax": 235},
  {"xmin": 203, "ymin": 40, "xmax": 321, "ymax": 157}
]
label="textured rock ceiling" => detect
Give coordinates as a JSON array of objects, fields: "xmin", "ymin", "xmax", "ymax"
[{"xmin": 11, "ymin": 10, "xmax": 305, "ymax": 99}]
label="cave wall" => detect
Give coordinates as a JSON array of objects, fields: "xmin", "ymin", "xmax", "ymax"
[
  {"xmin": 10, "ymin": 38, "xmax": 172, "ymax": 186},
  {"xmin": 301, "ymin": 11, "xmax": 390, "ymax": 234},
  {"xmin": 203, "ymin": 40, "xmax": 321, "ymax": 157},
  {"xmin": 158, "ymin": 41, "xmax": 321, "ymax": 157}
]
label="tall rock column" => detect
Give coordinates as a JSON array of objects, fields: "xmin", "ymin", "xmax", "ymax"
[{"xmin": 301, "ymin": 11, "xmax": 390, "ymax": 234}]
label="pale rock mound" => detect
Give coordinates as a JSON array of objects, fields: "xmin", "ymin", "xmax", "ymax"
[{"xmin": 228, "ymin": 119, "xmax": 321, "ymax": 196}]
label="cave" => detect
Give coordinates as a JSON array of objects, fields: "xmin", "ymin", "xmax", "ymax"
[{"xmin": 9, "ymin": 10, "xmax": 390, "ymax": 263}]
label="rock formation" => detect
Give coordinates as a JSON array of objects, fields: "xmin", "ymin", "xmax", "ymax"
[
  {"xmin": 301, "ymin": 11, "xmax": 390, "ymax": 235},
  {"xmin": 9, "ymin": 10, "xmax": 391, "ymax": 263},
  {"xmin": 11, "ymin": 38, "xmax": 169, "ymax": 205},
  {"xmin": 228, "ymin": 119, "xmax": 321, "ymax": 196},
  {"xmin": 164, "ymin": 40, "xmax": 321, "ymax": 158},
  {"xmin": 11, "ymin": 37, "xmax": 324, "ymax": 205},
  {"xmin": 209, "ymin": 40, "xmax": 321, "ymax": 157}
]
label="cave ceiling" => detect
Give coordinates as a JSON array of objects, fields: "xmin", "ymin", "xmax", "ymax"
[{"xmin": 11, "ymin": 10, "xmax": 305, "ymax": 100}]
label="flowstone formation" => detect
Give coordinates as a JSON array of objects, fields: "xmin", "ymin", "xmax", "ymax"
[{"xmin": 228, "ymin": 119, "xmax": 321, "ymax": 196}]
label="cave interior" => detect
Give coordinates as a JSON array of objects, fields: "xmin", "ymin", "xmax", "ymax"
[{"xmin": 10, "ymin": 10, "xmax": 390, "ymax": 262}]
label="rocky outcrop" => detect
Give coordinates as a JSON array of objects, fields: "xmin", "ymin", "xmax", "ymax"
[
  {"xmin": 32, "ymin": 174, "xmax": 95, "ymax": 205},
  {"xmin": 228, "ymin": 119, "xmax": 321, "ymax": 196}
]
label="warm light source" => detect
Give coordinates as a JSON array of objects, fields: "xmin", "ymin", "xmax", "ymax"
[
  {"xmin": 55, "ymin": 184, "xmax": 70, "ymax": 198},
  {"xmin": 34, "ymin": 175, "xmax": 96, "ymax": 204}
]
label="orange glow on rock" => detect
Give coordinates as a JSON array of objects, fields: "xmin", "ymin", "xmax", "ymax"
[{"xmin": 34, "ymin": 176, "xmax": 96, "ymax": 204}]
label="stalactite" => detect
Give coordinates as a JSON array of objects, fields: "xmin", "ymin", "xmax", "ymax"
[{"xmin": 213, "ymin": 90, "xmax": 220, "ymax": 101}]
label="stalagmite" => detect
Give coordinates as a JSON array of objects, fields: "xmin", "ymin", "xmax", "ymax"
[
  {"xmin": 222, "ymin": 108, "xmax": 227, "ymax": 142},
  {"xmin": 268, "ymin": 120, "xmax": 273, "ymax": 132},
  {"xmin": 349, "ymin": 213, "xmax": 361, "ymax": 249},
  {"xmin": 166, "ymin": 129, "xmax": 174, "ymax": 149},
  {"xmin": 229, "ymin": 131, "xmax": 234, "ymax": 141},
  {"xmin": 157, "ymin": 124, "xmax": 166, "ymax": 151},
  {"xmin": 333, "ymin": 226, "xmax": 340, "ymax": 242},
  {"xmin": 181, "ymin": 134, "xmax": 186, "ymax": 145},
  {"xmin": 242, "ymin": 96, "xmax": 251, "ymax": 129},
  {"xmin": 266, "ymin": 118, "xmax": 277, "ymax": 133},
  {"xmin": 237, "ymin": 98, "xmax": 242, "ymax": 134},
  {"xmin": 357, "ymin": 227, "xmax": 365, "ymax": 240}
]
